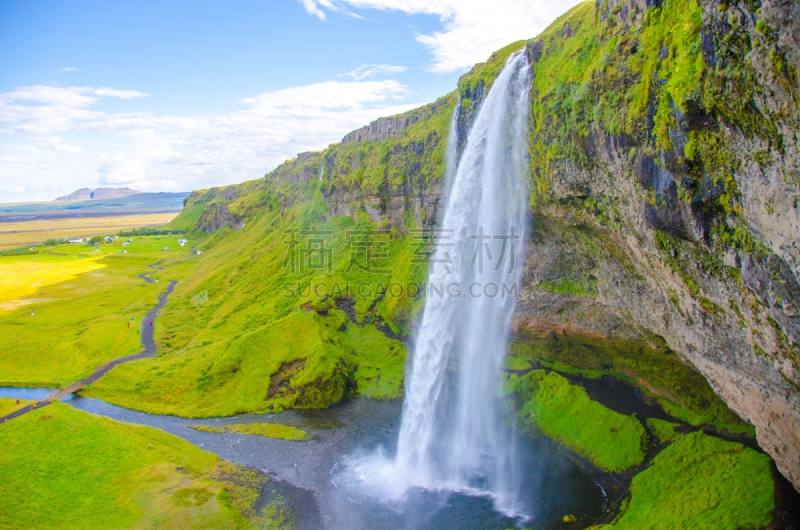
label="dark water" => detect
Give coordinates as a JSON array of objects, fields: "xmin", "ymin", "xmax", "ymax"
[{"xmin": 0, "ymin": 389, "xmax": 605, "ymax": 529}]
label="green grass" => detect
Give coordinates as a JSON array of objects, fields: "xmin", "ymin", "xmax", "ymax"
[
  {"xmin": 646, "ymin": 417, "xmax": 682, "ymax": 444},
  {"xmin": 507, "ymin": 370, "xmax": 647, "ymax": 472},
  {"xmin": 0, "ymin": 397, "xmax": 29, "ymax": 417},
  {"xmin": 0, "ymin": 236, "xmax": 197, "ymax": 387},
  {"xmin": 592, "ymin": 432, "xmax": 774, "ymax": 529},
  {"xmin": 190, "ymin": 423, "xmax": 308, "ymax": 440},
  {"xmin": 0, "ymin": 402, "xmax": 264, "ymax": 529},
  {"xmin": 85, "ymin": 197, "xmax": 415, "ymax": 417}
]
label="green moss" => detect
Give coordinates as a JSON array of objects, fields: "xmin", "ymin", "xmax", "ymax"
[
  {"xmin": 537, "ymin": 277, "xmax": 597, "ymax": 297},
  {"xmin": 508, "ymin": 370, "xmax": 647, "ymax": 472},
  {"xmin": 228, "ymin": 423, "xmax": 308, "ymax": 440},
  {"xmin": 658, "ymin": 398, "xmax": 755, "ymax": 436},
  {"xmin": 593, "ymin": 432, "xmax": 774, "ymax": 529},
  {"xmin": 189, "ymin": 425, "xmax": 225, "ymax": 433},
  {"xmin": 646, "ymin": 417, "xmax": 682, "ymax": 443},
  {"xmin": 509, "ymin": 329, "xmax": 752, "ymax": 435}
]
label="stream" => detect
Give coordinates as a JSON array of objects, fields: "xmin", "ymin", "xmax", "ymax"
[{"xmin": 0, "ymin": 387, "xmax": 606, "ymax": 529}]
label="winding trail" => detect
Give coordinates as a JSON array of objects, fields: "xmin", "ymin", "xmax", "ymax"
[{"xmin": 0, "ymin": 261, "xmax": 178, "ymax": 424}]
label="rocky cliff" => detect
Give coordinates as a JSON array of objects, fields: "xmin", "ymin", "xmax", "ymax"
[{"xmin": 172, "ymin": 0, "xmax": 800, "ymax": 491}]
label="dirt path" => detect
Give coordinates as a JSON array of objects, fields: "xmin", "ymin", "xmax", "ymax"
[{"xmin": 0, "ymin": 262, "xmax": 178, "ymax": 424}]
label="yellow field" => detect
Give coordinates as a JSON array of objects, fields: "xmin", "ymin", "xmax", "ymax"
[
  {"xmin": 0, "ymin": 256, "xmax": 107, "ymax": 311},
  {"xmin": 0, "ymin": 212, "xmax": 179, "ymax": 247}
]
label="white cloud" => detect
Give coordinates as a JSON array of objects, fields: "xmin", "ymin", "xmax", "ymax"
[
  {"xmin": 0, "ymin": 80, "xmax": 420, "ymax": 202},
  {"xmin": 298, "ymin": 0, "xmax": 583, "ymax": 73},
  {"xmin": 341, "ymin": 63, "xmax": 407, "ymax": 81},
  {"xmin": 299, "ymin": 0, "xmax": 327, "ymax": 20},
  {"xmin": 57, "ymin": 67, "xmax": 76, "ymax": 73}
]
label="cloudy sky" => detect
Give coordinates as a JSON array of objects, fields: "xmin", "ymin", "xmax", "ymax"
[{"xmin": 0, "ymin": 0, "xmax": 580, "ymax": 203}]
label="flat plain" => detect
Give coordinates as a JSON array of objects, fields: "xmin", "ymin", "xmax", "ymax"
[{"xmin": 0, "ymin": 211, "xmax": 179, "ymax": 248}]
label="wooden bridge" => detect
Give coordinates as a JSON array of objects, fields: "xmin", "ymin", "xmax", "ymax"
[
  {"xmin": 1, "ymin": 273, "xmax": 179, "ymax": 426},
  {"xmin": 45, "ymin": 382, "xmax": 85, "ymax": 402}
]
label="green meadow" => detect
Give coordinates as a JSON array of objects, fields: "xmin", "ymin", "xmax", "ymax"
[
  {"xmin": 0, "ymin": 402, "xmax": 280, "ymax": 529},
  {"xmin": 0, "ymin": 235, "xmax": 196, "ymax": 387}
]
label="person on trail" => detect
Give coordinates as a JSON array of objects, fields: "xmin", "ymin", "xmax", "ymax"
[
  {"xmin": 137, "ymin": 329, "xmax": 139, "ymax": 335},
  {"xmin": 150, "ymin": 320, "xmax": 153, "ymax": 327},
  {"xmin": 15, "ymin": 398, "xmax": 20, "ymax": 405},
  {"xmin": 635, "ymin": 386, "xmax": 641, "ymax": 398},
  {"xmin": 127, "ymin": 322, "xmax": 130, "ymax": 328}
]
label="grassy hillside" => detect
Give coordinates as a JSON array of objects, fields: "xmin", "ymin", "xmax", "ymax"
[{"xmin": 87, "ymin": 187, "xmax": 418, "ymax": 416}]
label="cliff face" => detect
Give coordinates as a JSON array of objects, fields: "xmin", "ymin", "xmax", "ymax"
[
  {"xmin": 518, "ymin": 0, "xmax": 800, "ymax": 489},
  {"xmin": 172, "ymin": 0, "xmax": 800, "ymax": 490}
]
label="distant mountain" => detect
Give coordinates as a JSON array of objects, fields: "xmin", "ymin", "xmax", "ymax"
[
  {"xmin": 0, "ymin": 192, "xmax": 190, "ymax": 213},
  {"xmin": 56, "ymin": 187, "xmax": 142, "ymax": 201}
]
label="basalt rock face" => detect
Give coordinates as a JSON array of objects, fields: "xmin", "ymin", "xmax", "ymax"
[
  {"xmin": 176, "ymin": 0, "xmax": 800, "ymax": 489},
  {"xmin": 191, "ymin": 187, "xmax": 246, "ymax": 233}
]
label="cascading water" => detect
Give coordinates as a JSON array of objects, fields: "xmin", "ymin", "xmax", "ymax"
[
  {"xmin": 394, "ymin": 49, "xmax": 531, "ymax": 515},
  {"xmin": 443, "ymin": 95, "xmax": 461, "ymax": 206},
  {"xmin": 344, "ymin": 50, "xmax": 533, "ymax": 519}
]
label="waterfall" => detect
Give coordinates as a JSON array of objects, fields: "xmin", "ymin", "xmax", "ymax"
[
  {"xmin": 318, "ymin": 163, "xmax": 324, "ymax": 182},
  {"xmin": 394, "ymin": 49, "xmax": 531, "ymax": 515},
  {"xmin": 343, "ymin": 50, "xmax": 531, "ymax": 519},
  {"xmin": 443, "ymin": 95, "xmax": 461, "ymax": 206}
]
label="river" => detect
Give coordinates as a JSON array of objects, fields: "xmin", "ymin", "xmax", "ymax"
[{"xmin": 0, "ymin": 387, "xmax": 605, "ymax": 529}]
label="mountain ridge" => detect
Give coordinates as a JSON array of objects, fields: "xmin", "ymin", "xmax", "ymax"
[{"xmin": 55, "ymin": 187, "xmax": 142, "ymax": 201}]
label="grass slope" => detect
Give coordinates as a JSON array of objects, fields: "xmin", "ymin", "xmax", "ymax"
[
  {"xmin": 87, "ymin": 194, "xmax": 413, "ymax": 417},
  {"xmin": 0, "ymin": 402, "xmax": 255, "ymax": 529}
]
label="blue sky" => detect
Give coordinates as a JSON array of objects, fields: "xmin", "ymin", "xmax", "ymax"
[{"xmin": 0, "ymin": 0, "xmax": 580, "ymax": 203}]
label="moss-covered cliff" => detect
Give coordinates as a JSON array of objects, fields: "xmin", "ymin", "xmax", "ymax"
[{"xmin": 115, "ymin": 0, "xmax": 800, "ymax": 493}]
